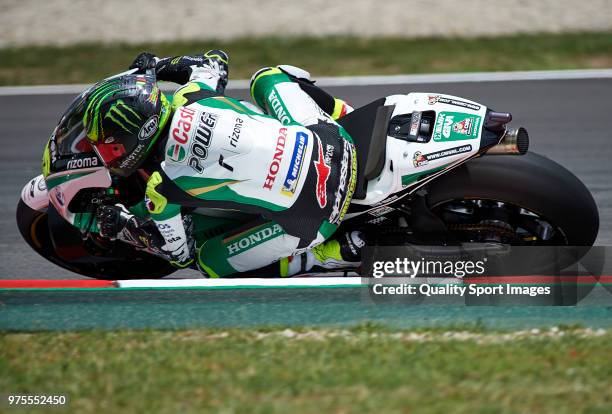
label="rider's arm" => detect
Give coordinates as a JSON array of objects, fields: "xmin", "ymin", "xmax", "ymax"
[
  {"xmin": 69, "ymin": 197, "xmax": 150, "ymax": 236},
  {"xmin": 130, "ymin": 50, "xmax": 228, "ymax": 94},
  {"xmin": 144, "ymin": 171, "xmax": 194, "ymax": 268},
  {"xmin": 70, "ymin": 212, "xmax": 100, "ymax": 234}
]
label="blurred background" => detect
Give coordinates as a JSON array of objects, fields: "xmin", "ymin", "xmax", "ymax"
[
  {"xmin": 0, "ymin": 0, "xmax": 611, "ymax": 278},
  {"xmin": 1, "ymin": 0, "xmax": 611, "ymax": 84},
  {"xmin": 3, "ymin": 0, "xmax": 612, "ymax": 46}
]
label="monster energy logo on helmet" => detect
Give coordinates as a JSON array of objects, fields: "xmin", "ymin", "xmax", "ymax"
[
  {"xmin": 83, "ymin": 78, "xmax": 130, "ymax": 142},
  {"xmin": 104, "ymin": 100, "xmax": 144, "ymax": 135},
  {"xmin": 82, "ymin": 74, "xmax": 170, "ymax": 175},
  {"xmin": 83, "ymin": 75, "xmax": 162, "ymax": 142}
]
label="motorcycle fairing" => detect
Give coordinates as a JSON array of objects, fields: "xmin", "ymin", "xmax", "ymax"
[{"xmin": 349, "ymin": 93, "xmax": 487, "ymax": 208}]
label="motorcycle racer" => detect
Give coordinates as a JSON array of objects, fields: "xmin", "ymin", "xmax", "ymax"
[{"xmin": 83, "ymin": 50, "xmax": 362, "ymax": 277}]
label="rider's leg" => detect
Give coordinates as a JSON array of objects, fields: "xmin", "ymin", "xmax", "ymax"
[
  {"xmin": 249, "ymin": 67, "xmax": 361, "ymax": 274},
  {"xmin": 196, "ymin": 219, "xmax": 321, "ymax": 278},
  {"xmin": 195, "ymin": 217, "xmax": 365, "ymax": 278},
  {"xmin": 250, "ymin": 67, "xmax": 328, "ymax": 127},
  {"xmin": 280, "ymin": 230, "xmax": 365, "ymax": 276},
  {"xmin": 250, "ymin": 66, "xmax": 353, "ymax": 127},
  {"xmin": 275, "ymin": 65, "xmax": 354, "ymax": 120}
]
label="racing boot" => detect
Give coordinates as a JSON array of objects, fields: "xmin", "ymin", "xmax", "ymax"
[{"xmin": 281, "ymin": 231, "xmax": 366, "ymax": 276}]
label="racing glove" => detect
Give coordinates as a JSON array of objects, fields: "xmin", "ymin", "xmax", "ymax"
[
  {"xmin": 129, "ymin": 52, "xmax": 157, "ymax": 72},
  {"xmin": 130, "ymin": 50, "xmax": 229, "ymax": 93},
  {"xmin": 96, "ymin": 204, "xmax": 164, "ymax": 250}
]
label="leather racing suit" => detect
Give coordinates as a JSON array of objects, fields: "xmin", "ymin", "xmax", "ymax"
[{"xmin": 144, "ymin": 54, "xmax": 357, "ymax": 277}]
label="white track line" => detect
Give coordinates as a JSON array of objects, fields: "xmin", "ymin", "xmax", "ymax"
[
  {"xmin": 1, "ymin": 69, "xmax": 611, "ymax": 96},
  {"xmin": 117, "ymin": 277, "xmax": 363, "ymax": 289}
]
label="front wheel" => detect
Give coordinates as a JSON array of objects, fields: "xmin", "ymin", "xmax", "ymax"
[{"xmin": 16, "ymin": 199, "xmax": 178, "ymax": 280}]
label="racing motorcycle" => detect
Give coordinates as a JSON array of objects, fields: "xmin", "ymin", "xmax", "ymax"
[{"xmin": 16, "ymin": 71, "xmax": 599, "ymax": 279}]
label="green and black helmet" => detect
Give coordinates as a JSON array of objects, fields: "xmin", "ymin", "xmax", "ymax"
[{"xmin": 83, "ymin": 74, "xmax": 171, "ymax": 176}]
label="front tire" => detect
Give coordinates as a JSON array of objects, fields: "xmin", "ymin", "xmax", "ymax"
[{"xmin": 16, "ymin": 199, "xmax": 177, "ymax": 280}]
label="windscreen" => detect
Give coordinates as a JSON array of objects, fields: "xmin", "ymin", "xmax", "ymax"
[{"xmin": 52, "ymin": 88, "xmax": 96, "ymax": 156}]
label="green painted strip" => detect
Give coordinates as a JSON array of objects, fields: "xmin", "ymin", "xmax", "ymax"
[
  {"xmin": 401, "ymin": 165, "xmax": 447, "ymax": 187},
  {"xmin": 0, "ymin": 288, "xmax": 121, "ymax": 291},
  {"xmin": 2, "ymin": 282, "xmax": 606, "ymax": 292},
  {"xmin": 46, "ymin": 171, "xmax": 93, "ymax": 189}
]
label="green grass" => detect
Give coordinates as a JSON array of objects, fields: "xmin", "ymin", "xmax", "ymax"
[
  {"xmin": 2, "ymin": 326, "xmax": 612, "ymax": 413},
  {"xmin": 1, "ymin": 32, "xmax": 611, "ymax": 86}
]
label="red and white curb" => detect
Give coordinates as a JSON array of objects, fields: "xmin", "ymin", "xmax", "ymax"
[
  {"xmin": 1, "ymin": 275, "xmax": 608, "ymax": 290},
  {"xmin": 0, "ymin": 279, "xmax": 116, "ymax": 288},
  {"xmin": 0, "ymin": 277, "xmax": 363, "ymax": 290}
]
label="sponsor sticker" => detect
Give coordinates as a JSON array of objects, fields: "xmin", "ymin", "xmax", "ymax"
[
  {"xmin": 167, "ymin": 144, "xmax": 186, "ymax": 162},
  {"xmin": 413, "ymin": 152, "xmax": 427, "ymax": 168},
  {"xmin": 268, "ymin": 89, "xmax": 291, "ymax": 125},
  {"xmin": 263, "ymin": 128, "xmax": 288, "ymax": 190},
  {"xmin": 373, "ymin": 194, "xmax": 399, "ymax": 207},
  {"xmin": 413, "ymin": 144, "xmax": 473, "ymax": 167},
  {"xmin": 366, "ymin": 216, "xmax": 388, "ymax": 225},
  {"xmin": 66, "ymin": 157, "xmax": 99, "ymax": 170},
  {"xmin": 226, "ymin": 224, "xmax": 284, "ymax": 256},
  {"xmin": 329, "ymin": 140, "xmax": 354, "ymax": 224},
  {"xmin": 188, "ymin": 111, "xmax": 218, "ymax": 173},
  {"xmin": 49, "ymin": 133, "xmax": 58, "ymax": 163},
  {"xmin": 37, "ymin": 177, "xmax": 47, "ymax": 192},
  {"xmin": 55, "ymin": 190, "xmax": 65, "ymax": 206},
  {"xmin": 138, "ymin": 115, "xmax": 159, "ymax": 140},
  {"xmin": 433, "ymin": 111, "xmax": 482, "ymax": 142},
  {"xmin": 147, "ymin": 86, "xmax": 160, "ymax": 105},
  {"xmin": 171, "ymin": 106, "xmax": 196, "ymax": 145},
  {"xmin": 281, "ymin": 131, "xmax": 308, "ymax": 197},
  {"xmin": 428, "ymin": 95, "xmax": 481, "ymax": 111},
  {"xmin": 313, "ymin": 136, "xmax": 332, "ymax": 209},
  {"xmin": 228, "ymin": 117, "xmax": 243, "ymax": 148},
  {"xmin": 409, "ymin": 111, "xmax": 422, "ymax": 136},
  {"xmin": 118, "ymin": 142, "xmax": 146, "ymax": 169}
]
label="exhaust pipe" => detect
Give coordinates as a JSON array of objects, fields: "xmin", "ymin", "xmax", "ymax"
[{"xmin": 485, "ymin": 127, "xmax": 529, "ymax": 155}]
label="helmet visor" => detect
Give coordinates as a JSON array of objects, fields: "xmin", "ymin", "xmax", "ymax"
[{"xmin": 91, "ymin": 141, "xmax": 127, "ymax": 168}]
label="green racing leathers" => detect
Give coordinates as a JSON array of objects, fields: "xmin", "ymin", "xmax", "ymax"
[{"xmin": 144, "ymin": 63, "xmax": 357, "ymax": 277}]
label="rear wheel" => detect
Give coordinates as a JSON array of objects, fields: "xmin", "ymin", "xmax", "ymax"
[
  {"xmin": 419, "ymin": 152, "xmax": 599, "ymax": 275},
  {"xmin": 425, "ymin": 152, "xmax": 599, "ymax": 247}
]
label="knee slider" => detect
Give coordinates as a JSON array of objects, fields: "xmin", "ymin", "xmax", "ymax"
[
  {"xmin": 249, "ymin": 67, "xmax": 291, "ymax": 106},
  {"xmin": 249, "ymin": 67, "xmax": 276, "ymax": 93}
]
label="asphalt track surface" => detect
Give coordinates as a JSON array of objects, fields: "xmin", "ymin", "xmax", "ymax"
[
  {"xmin": 2, "ymin": 78, "xmax": 612, "ymax": 279},
  {"xmin": 1, "ymin": 78, "xmax": 612, "ymax": 330}
]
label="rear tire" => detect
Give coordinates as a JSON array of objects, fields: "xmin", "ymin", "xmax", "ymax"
[{"xmin": 425, "ymin": 152, "xmax": 599, "ymax": 246}]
